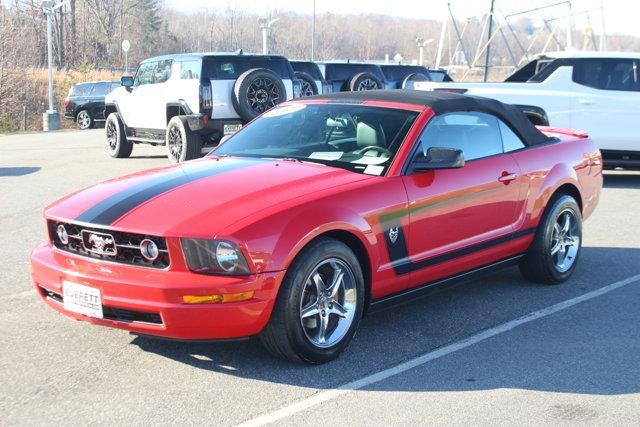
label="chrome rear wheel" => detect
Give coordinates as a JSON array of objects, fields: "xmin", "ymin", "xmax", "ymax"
[{"xmin": 550, "ymin": 209, "xmax": 580, "ymax": 273}]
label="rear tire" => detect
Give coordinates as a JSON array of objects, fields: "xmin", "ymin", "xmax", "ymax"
[
  {"xmin": 232, "ymin": 68, "xmax": 287, "ymax": 122},
  {"xmin": 166, "ymin": 116, "xmax": 201, "ymax": 163},
  {"xmin": 348, "ymin": 72, "xmax": 382, "ymax": 91},
  {"xmin": 260, "ymin": 238, "xmax": 365, "ymax": 364},
  {"xmin": 76, "ymin": 110, "xmax": 94, "ymax": 130},
  {"xmin": 519, "ymin": 194, "xmax": 582, "ymax": 285},
  {"xmin": 105, "ymin": 113, "xmax": 132, "ymax": 158}
]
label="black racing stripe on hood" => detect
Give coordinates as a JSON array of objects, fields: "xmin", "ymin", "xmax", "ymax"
[{"xmin": 76, "ymin": 158, "xmax": 261, "ymax": 226}]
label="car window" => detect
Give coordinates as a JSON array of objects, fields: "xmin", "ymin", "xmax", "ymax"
[
  {"xmin": 90, "ymin": 82, "xmax": 111, "ymax": 96},
  {"xmin": 110, "ymin": 82, "xmax": 120, "ymax": 92},
  {"xmin": 134, "ymin": 61, "xmax": 156, "ymax": 86},
  {"xmin": 499, "ymin": 120, "xmax": 525, "ymax": 152},
  {"xmin": 415, "ymin": 112, "xmax": 503, "ymax": 162},
  {"xmin": 202, "ymin": 57, "xmax": 292, "ymax": 80},
  {"xmin": 573, "ymin": 59, "xmax": 640, "ymax": 91},
  {"xmin": 180, "ymin": 60, "xmax": 201, "ymax": 79},
  {"xmin": 71, "ymin": 83, "xmax": 93, "ymax": 96},
  {"xmin": 154, "ymin": 60, "xmax": 173, "ymax": 83},
  {"xmin": 212, "ymin": 103, "xmax": 418, "ymax": 176}
]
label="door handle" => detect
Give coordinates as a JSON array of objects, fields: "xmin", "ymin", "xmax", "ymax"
[
  {"xmin": 498, "ymin": 172, "xmax": 517, "ymax": 184},
  {"xmin": 578, "ymin": 98, "xmax": 594, "ymax": 105}
]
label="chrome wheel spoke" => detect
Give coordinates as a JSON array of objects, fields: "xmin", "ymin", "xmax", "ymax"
[
  {"xmin": 560, "ymin": 213, "xmax": 571, "ymax": 234},
  {"xmin": 327, "ymin": 263, "xmax": 344, "ymax": 299},
  {"xmin": 330, "ymin": 301, "xmax": 348, "ymax": 318},
  {"xmin": 301, "ymin": 301, "xmax": 319, "ymax": 319},
  {"xmin": 311, "ymin": 272, "xmax": 326, "ymax": 294},
  {"xmin": 316, "ymin": 312, "xmax": 329, "ymax": 344},
  {"xmin": 550, "ymin": 240, "xmax": 562, "ymax": 255}
]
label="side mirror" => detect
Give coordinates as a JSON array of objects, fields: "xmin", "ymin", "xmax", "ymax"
[
  {"xmin": 410, "ymin": 147, "xmax": 465, "ymax": 172},
  {"xmin": 121, "ymin": 75, "xmax": 134, "ymax": 90}
]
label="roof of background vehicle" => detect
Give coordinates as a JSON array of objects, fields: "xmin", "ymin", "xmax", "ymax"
[
  {"xmin": 302, "ymin": 89, "xmax": 552, "ymax": 145},
  {"xmin": 139, "ymin": 52, "xmax": 289, "ymax": 62},
  {"xmin": 537, "ymin": 51, "xmax": 640, "ymax": 59}
]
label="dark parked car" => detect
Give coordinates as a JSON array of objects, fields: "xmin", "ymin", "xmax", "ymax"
[
  {"xmin": 316, "ymin": 62, "xmax": 387, "ymax": 92},
  {"xmin": 64, "ymin": 81, "xmax": 120, "ymax": 129}
]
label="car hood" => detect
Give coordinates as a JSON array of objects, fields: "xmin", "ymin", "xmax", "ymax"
[{"xmin": 46, "ymin": 156, "xmax": 373, "ymax": 237}]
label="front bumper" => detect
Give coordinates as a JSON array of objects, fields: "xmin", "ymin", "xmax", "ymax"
[{"xmin": 30, "ymin": 242, "xmax": 284, "ymax": 340}]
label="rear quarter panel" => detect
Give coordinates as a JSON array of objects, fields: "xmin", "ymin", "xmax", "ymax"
[{"xmin": 510, "ymin": 132, "xmax": 602, "ymax": 232}]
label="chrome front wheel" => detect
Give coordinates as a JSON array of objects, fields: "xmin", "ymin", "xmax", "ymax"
[{"xmin": 299, "ymin": 258, "xmax": 358, "ymax": 348}]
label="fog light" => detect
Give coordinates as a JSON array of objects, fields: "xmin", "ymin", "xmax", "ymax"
[
  {"xmin": 183, "ymin": 291, "xmax": 254, "ymax": 304},
  {"xmin": 140, "ymin": 239, "xmax": 159, "ymax": 261},
  {"xmin": 56, "ymin": 224, "xmax": 69, "ymax": 245}
]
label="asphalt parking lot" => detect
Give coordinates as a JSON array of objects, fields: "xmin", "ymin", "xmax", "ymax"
[{"xmin": 1, "ymin": 129, "xmax": 639, "ymax": 425}]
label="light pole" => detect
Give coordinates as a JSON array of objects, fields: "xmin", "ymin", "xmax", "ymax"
[
  {"xmin": 311, "ymin": 0, "xmax": 316, "ymax": 60},
  {"xmin": 415, "ymin": 37, "xmax": 434, "ymax": 66},
  {"xmin": 258, "ymin": 17, "xmax": 279, "ymax": 54},
  {"xmin": 41, "ymin": 0, "xmax": 69, "ymax": 131}
]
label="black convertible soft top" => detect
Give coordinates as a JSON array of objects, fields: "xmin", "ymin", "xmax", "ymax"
[{"xmin": 304, "ymin": 89, "xmax": 552, "ymax": 146}]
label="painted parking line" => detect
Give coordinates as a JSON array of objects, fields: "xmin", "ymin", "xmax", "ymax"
[{"xmin": 237, "ymin": 273, "xmax": 640, "ymax": 427}]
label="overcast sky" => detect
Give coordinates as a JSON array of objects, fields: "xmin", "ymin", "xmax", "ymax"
[{"xmin": 166, "ymin": 0, "xmax": 640, "ymax": 38}]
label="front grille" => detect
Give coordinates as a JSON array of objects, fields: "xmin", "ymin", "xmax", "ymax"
[
  {"xmin": 48, "ymin": 221, "xmax": 170, "ymax": 269},
  {"xmin": 39, "ymin": 287, "xmax": 163, "ymax": 325}
]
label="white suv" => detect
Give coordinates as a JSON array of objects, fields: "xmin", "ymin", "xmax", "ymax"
[
  {"xmin": 415, "ymin": 51, "xmax": 640, "ymax": 169},
  {"xmin": 104, "ymin": 52, "xmax": 301, "ymax": 162}
]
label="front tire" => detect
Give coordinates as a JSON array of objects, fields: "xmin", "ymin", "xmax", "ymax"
[
  {"xmin": 105, "ymin": 113, "xmax": 132, "ymax": 158},
  {"xmin": 519, "ymin": 194, "xmax": 582, "ymax": 284},
  {"xmin": 260, "ymin": 238, "xmax": 365, "ymax": 364},
  {"xmin": 166, "ymin": 116, "xmax": 201, "ymax": 163},
  {"xmin": 76, "ymin": 110, "xmax": 94, "ymax": 130}
]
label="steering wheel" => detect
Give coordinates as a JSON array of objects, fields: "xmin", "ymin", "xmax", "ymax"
[{"xmin": 354, "ymin": 145, "xmax": 392, "ymax": 157}]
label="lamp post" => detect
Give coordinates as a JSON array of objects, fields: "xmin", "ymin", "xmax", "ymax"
[
  {"xmin": 258, "ymin": 17, "xmax": 279, "ymax": 54},
  {"xmin": 41, "ymin": 0, "xmax": 69, "ymax": 131},
  {"xmin": 415, "ymin": 37, "xmax": 434, "ymax": 66},
  {"xmin": 311, "ymin": 0, "xmax": 316, "ymax": 60}
]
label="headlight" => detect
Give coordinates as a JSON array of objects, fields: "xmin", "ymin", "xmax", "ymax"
[{"xmin": 181, "ymin": 238, "xmax": 250, "ymax": 275}]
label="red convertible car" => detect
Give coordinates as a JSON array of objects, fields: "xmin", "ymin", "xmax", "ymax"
[{"xmin": 31, "ymin": 91, "xmax": 602, "ymax": 363}]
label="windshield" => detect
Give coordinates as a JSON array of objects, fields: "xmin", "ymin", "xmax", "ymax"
[{"xmin": 212, "ymin": 103, "xmax": 419, "ymax": 175}]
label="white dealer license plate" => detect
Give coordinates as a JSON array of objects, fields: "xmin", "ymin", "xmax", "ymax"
[
  {"xmin": 63, "ymin": 281, "xmax": 103, "ymax": 319},
  {"xmin": 223, "ymin": 124, "xmax": 242, "ymax": 135}
]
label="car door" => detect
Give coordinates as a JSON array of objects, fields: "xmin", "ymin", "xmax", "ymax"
[
  {"xmin": 570, "ymin": 58, "xmax": 640, "ymax": 153},
  {"xmin": 87, "ymin": 82, "xmax": 110, "ymax": 120},
  {"xmin": 400, "ymin": 112, "xmax": 523, "ymax": 286},
  {"xmin": 123, "ymin": 60, "xmax": 170, "ymax": 130}
]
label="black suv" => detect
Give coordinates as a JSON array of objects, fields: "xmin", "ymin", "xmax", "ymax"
[{"xmin": 64, "ymin": 81, "xmax": 120, "ymax": 129}]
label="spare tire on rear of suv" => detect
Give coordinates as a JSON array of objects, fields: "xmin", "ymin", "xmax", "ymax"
[
  {"xmin": 348, "ymin": 72, "xmax": 383, "ymax": 91},
  {"xmin": 232, "ymin": 68, "xmax": 287, "ymax": 122}
]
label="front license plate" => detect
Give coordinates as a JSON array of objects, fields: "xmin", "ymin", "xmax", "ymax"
[
  {"xmin": 223, "ymin": 124, "xmax": 242, "ymax": 135},
  {"xmin": 63, "ymin": 281, "xmax": 103, "ymax": 319}
]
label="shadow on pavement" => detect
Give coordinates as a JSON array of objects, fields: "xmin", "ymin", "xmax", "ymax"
[
  {"xmin": 132, "ymin": 246, "xmax": 640, "ymax": 395},
  {"xmin": 0, "ymin": 166, "xmax": 41, "ymax": 176}
]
